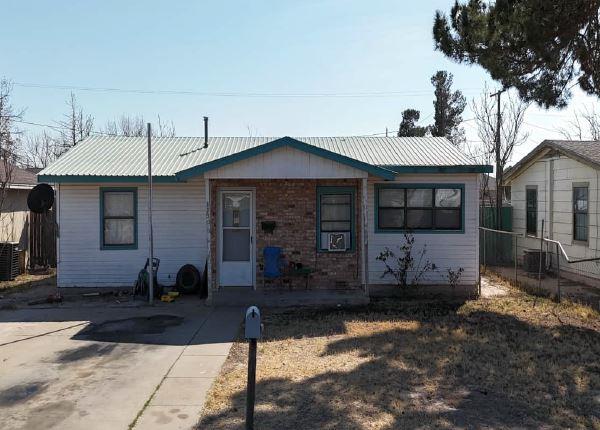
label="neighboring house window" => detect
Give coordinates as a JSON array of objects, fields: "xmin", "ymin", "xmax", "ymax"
[
  {"xmin": 376, "ymin": 185, "xmax": 463, "ymax": 232},
  {"xmin": 101, "ymin": 188, "xmax": 138, "ymax": 249},
  {"xmin": 317, "ymin": 187, "xmax": 355, "ymax": 251},
  {"xmin": 526, "ymin": 188, "xmax": 537, "ymax": 236},
  {"xmin": 573, "ymin": 186, "xmax": 588, "ymax": 242}
]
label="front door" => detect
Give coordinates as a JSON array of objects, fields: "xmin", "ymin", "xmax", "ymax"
[{"xmin": 218, "ymin": 190, "xmax": 254, "ymax": 286}]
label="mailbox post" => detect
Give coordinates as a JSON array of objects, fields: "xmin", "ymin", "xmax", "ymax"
[{"xmin": 245, "ymin": 306, "xmax": 261, "ymax": 430}]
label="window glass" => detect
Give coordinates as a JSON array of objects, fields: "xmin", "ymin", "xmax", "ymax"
[
  {"xmin": 104, "ymin": 219, "xmax": 135, "ymax": 245},
  {"xmin": 377, "ymin": 186, "xmax": 462, "ymax": 231},
  {"xmin": 104, "ymin": 192, "xmax": 134, "ymax": 217},
  {"xmin": 321, "ymin": 194, "xmax": 350, "ymax": 205},
  {"xmin": 406, "ymin": 209, "xmax": 433, "ymax": 229},
  {"xmin": 526, "ymin": 188, "xmax": 537, "ymax": 235},
  {"xmin": 321, "ymin": 204, "xmax": 351, "ymax": 221},
  {"xmin": 434, "ymin": 209, "xmax": 461, "ymax": 229},
  {"xmin": 407, "ymin": 189, "xmax": 433, "ymax": 207},
  {"xmin": 574, "ymin": 187, "xmax": 588, "ymax": 211},
  {"xmin": 102, "ymin": 190, "xmax": 136, "ymax": 247},
  {"xmin": 222, "ymin": 194, "xmax": 250, "ymax": 227},
  {"xmin": 318, "ymin": 190, "xmax": 353, "ymax": 250},
  {"xmin": 321, "ymin": 221, "xmax": 351, "ymax": 232},
  {"xmin": 573, "ymin": 187, "xmax": 588, "ymax": 241},
  {"xmin": 378, "ymin": 208, "xmax": 405, "ymax": 229},
  {"xmin": 435, "ymin": 189, "xmax": 461, "ymax": 207},
  {"xmin": 379, "ymin": 189, "xmax": 404, "ymax": 207}
]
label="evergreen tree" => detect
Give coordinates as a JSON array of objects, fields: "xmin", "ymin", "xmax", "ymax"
[
  {"xmin": 433, "ymin": 0, "xmax": 600, "ymax": 108},
  {"xmin": 430, "ymin": 71, "xmax": 466, "ymax": 145},
  {"xmin": 397, "ymin": 109, "xmax": 428, "ymax": 137}
]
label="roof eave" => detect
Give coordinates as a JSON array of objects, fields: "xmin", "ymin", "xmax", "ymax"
[
  {"xmin": 38, "ymin": 174, "xmax": 182, "ymax": 184},
  {"xmin": 387, "ymin": 165, "xmax": 492, "ymax": 174}
]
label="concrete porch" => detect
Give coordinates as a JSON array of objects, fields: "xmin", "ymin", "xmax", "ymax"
[{"xmin": 206, "ymin": 177, "xmax": 369, "ymax": 305}]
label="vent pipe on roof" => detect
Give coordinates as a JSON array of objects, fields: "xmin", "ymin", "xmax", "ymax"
[{"xmin": 203, "ymin": 116, "xmax": 209, "ymax": 148}]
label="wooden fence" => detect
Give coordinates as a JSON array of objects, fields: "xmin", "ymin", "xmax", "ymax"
[{"xmin": 29, "ymin": 210, "xmax": 56, "ymax": 268}]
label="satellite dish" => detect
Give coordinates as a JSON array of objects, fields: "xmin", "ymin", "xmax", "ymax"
[{"xmin": 28, "ymin": 184, "xmax": 54, "ymax": 213}]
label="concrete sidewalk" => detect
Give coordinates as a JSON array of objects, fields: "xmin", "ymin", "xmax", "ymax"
[{"xmin": 133, "ymin": 308, "xmax": 242, "ymax": 430}]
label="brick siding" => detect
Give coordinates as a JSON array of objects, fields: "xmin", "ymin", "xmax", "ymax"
[{"xmin": 209, "ymin": 179, "xmax": 363, "ymax": 292}]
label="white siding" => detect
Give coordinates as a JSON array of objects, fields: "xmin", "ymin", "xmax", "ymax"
[
  {"xmin": 204, "ymin": 146, "xmax": 368, "ymax": 179},
  {"xmin": 510, "ymin": 155, "xmax": 600, "ymax": 279},
  {"xmin": 57, "ymin": 179, "xmax": 207, "ymax": 288},
  {"xmin": 367, "ymin": 174, "xmax": 479, "ymax": 285}
]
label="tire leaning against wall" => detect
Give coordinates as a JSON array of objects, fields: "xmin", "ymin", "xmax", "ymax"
[{"xmin": 175, "ymin": 264, "xmax": 202, "ymax": 294}]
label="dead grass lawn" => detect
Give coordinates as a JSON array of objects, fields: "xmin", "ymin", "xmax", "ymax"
[
  {"xmin": 0, "ymin": 271, "xmax": 55, "ymax": 293},
  {"xmin": 200, "ymin": 278, "xmax": 600, "ymax": 429}
]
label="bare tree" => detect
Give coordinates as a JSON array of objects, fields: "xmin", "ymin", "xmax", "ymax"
[
  {"xmin": 22, "ymin": 131, "xmax": 59, "ymax": 168},
  {"xmin": 103, "ymin": 114, "xmax": 175, "ymax": 137},
  {"xmin": 557, "ymin": 106, "xmax": 600, "ymax": 141},
  {"xmin": 471, "ymin": 86, "xmax": 529, "ymax": 227},
  {"xmin": 56, "ymin": 92, "xmax": 94, "ymax": 153},
  {"xmin": 0, "ymin": 79, "xmax": 24, "ymax": 240}
]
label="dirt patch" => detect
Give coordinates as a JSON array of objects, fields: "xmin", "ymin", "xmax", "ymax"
[
  {"xmin": 0, "ymin": 382, "xmax": 48, "ymax": 406},
  {"xmin": 199, "ymin": 288, "xmax": 600, "ymax": 429}
]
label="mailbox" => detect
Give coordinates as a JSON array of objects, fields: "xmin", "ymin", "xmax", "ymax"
[{"xmin": 245, "ymin": 306, "xmax": 262, "ymax": 339}]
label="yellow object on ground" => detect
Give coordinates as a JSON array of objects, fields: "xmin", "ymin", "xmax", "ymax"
[
  {"xmin": 160, "ymin": 295, "xmax": 175, "ymax": 302},
  {"xmin": 168, "ymin": 291, "xmax": 180, "ymax": 297}
]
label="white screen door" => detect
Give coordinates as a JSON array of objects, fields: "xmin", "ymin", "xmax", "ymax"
[{"xmin": 218, "ymin": 190, "xmax": 254, "ymax": 286}]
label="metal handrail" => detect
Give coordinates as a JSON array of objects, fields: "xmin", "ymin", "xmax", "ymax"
[
  {"xmin": 478, "ymin": 226, "xmax": 523, "ymax": 236},
  {"xmin": 530, "ymin": 236, "xmax": 600, "ymax": 264},
  {"xmin": 478, "ymin": 226, "xmax": 600, "ymax": 264}
]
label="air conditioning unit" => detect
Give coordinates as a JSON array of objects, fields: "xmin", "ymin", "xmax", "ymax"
[
  {"xmin": 0, "ymin": 242, "xmax": 20, "ymax": 281},
  {"xmin": 327, "ymin": 232, "xmax": 348, "ymax": 252},
  {"xmin": 523, "ymin": 249, "xmax": 547, "ymax": 275}
]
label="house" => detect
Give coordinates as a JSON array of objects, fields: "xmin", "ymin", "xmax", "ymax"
[
  {"xmin": 0, "ymin": 164, "xmax": 38, "ymax": 270},
  {"xmin": 504, "ymin": 139, "xmax": 600, "ymax": 283},
  {"xmin": 38, "ymin": 135, "xmax": 491, "ymax": 303}
]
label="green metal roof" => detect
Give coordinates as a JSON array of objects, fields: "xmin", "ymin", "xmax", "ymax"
[{"xmin": 39, "ymin": 135, "xmax": 491, "ymax": 183}]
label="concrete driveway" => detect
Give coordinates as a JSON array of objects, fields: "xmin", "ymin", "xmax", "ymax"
[{"xmin": 0, "ymin": 300, "xmax": 242, "ymax": 430}]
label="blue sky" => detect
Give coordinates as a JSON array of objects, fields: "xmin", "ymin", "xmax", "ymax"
[{"xmin": 2, "ymin": 0, "xmax": 597, "ymax": 163}]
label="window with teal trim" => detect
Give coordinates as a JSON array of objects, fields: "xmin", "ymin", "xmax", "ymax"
[
  {"xmin": 377, "ymin": 186, "xmax": 462, "ymax": 231},
  {"xmin": 317, "ymin": 187, "xmax": 355, "ymax": 251},
  {"xmin": 101, "ymin": 189, "xmax": 137, "ymax": 249}
]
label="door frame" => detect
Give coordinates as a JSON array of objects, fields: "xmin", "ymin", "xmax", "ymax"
[{"xmin": 216, "ymin": 187, "xmax": 256, "ymax": 289}]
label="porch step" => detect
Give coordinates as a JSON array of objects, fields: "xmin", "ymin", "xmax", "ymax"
[{"xmin": 210, "ymin": 288, "xmax": 369, "ymax": 307}]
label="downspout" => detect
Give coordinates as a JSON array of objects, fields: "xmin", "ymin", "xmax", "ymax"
[
  {"xmin": 549, "ymin": 159, "xmax": 554, "ymax": 240},
  {"xmin": 361, "ymin": 177, "xmax": 368, "ymax": 296},
  {"xmin": 56, "ymin": 183, "xmax": 60, "ymax": 286},
  {"xmin": 594, "ymin": 169, "xmax": 600, "ymax": 260}
]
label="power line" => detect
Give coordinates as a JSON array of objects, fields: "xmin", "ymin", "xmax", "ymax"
[{"xmin": 13, "ymin": 81, "xmax": 484, "ymax": 99}]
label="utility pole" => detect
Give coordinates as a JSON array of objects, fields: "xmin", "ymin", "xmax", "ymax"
[
  {"xmin": 147, "ymin": 123, "xmax": 154, "ymax": 304},
  {"xmin": 490, "ymin": 89, "xmax": 506, "ymax": 230}
]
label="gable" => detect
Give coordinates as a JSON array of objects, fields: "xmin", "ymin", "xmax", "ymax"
[
  {"xmin": 176, "ymin": 136, "xmax": 395, "ymax": 180},
  {"xmin": 202, "ymin": 145, "xmax": 368, "ymax": 179},
  {"xmin": 505, "ymin": 140, "xmax": 600, "ymax": 183}
]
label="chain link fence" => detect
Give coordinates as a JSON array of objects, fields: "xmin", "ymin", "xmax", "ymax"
[{"xmin": 480, "ymin": 226, "xmax": 600, "ymax": 310}]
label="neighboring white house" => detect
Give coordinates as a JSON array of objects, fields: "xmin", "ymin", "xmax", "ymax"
[
  {"xmin": 38, "ymin": 135, "xmax": 491, "ymax": 303},
  {"xmin": 0, "ymin": 164, "xmax": 38, "ymax": 271},
  {"xmin": 505, "ymin": 139, "xmax": 600, "ymax": 283}
]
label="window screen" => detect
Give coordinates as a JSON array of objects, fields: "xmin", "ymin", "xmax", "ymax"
[
  {"xmin": 318, "ymin": 190, "xmax": 353, "ymax": 251},
  {"xmin": 526, "ymin": 188, "xmax": 537, "ymax": 235},
  {"xmin": 573, "ymin": 186, "xmax": 588, "ymax": 241},
  {"xmin": 102, "ymin": 190, "xmax": 136, "ymax": 247},
  {"xmin": 377, "ymin": 186, "xmax": 462, "ymax": 231}
]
